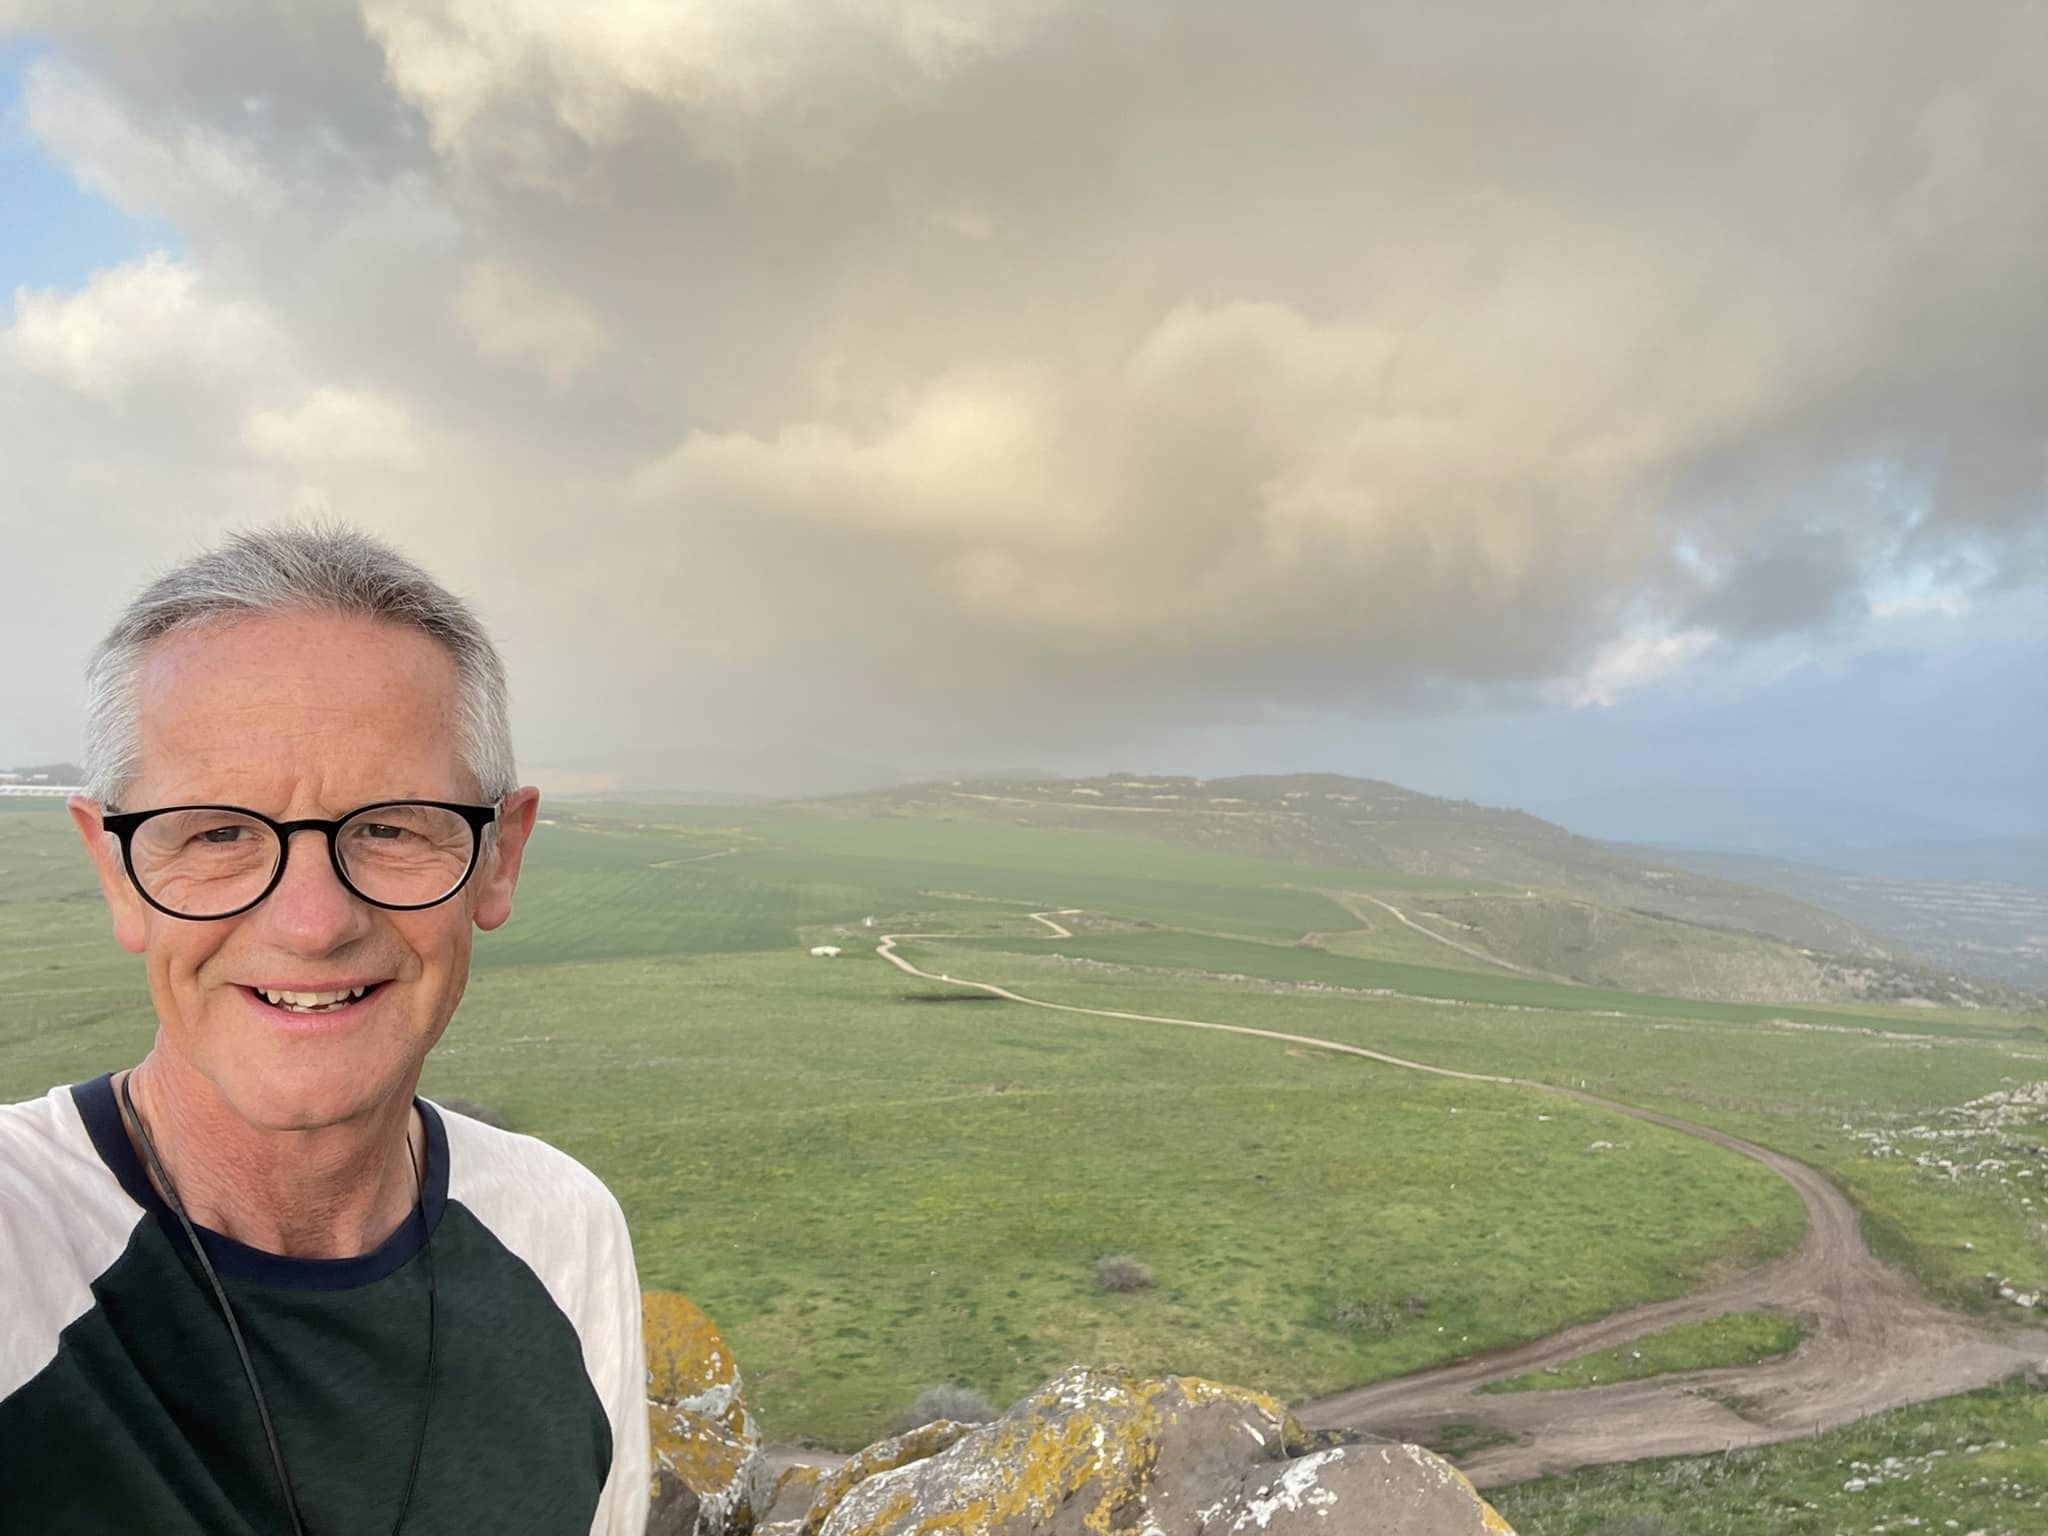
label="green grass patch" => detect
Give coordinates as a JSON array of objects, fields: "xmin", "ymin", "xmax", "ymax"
[
  {"xmin": 1482, "ymin": 1311, "xmax": 1807, "ymax": 1393},
  {"xmin": 1490, "ymin": 1376, "xmax": 2048, "ymax": 1534},
  {"xmin": 907, "ymin": 949, "xmax": 2048, "ymax": 1312}
]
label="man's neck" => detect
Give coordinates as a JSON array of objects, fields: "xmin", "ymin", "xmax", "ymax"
[{"xmin": 119, "ymin": 1054, "xmax": 426, "ymax": 1260}]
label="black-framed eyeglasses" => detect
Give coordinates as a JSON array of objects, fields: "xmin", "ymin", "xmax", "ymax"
[{"xmin": 99, "ymin": 800, "xmax": 499, "ymax": 921}]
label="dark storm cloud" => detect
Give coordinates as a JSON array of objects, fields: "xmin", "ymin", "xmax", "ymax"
[
  {"xmin": 1687, "ymin": 530, "xmax": 1868, "ymax": 641},
  {"xmin": 2, "ymin": 0, "xmax": 2044, "ymax": 784}
]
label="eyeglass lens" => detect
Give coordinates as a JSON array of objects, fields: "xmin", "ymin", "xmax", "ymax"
[{"xmin": 127, "ymin": 805, "xmax": 478, "ymax": 917}]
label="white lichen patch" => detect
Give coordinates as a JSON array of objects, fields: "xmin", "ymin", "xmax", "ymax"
[{"xmin": 1228, "ymin": 1451, "xmax": 1346, "ymax": 1530}]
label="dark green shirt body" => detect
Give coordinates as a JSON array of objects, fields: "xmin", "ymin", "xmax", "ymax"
[{"xmin": 0, "ymin": 1077, "xmax": 649, "ymax": 1534}]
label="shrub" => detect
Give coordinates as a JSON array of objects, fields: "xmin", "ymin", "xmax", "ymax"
[
  {"xmin": 435, "ymin": 1096, "xmax": 510, "ymax": 1130},
  {"xmin": 1332, "ymin": 1292, "xmax": 1430, "ymax": 1331},
  {"xmin": 1096, "ymin": 1254, "xmax": 1152, "ymax": 1292},
  {"xmin": 908, "ymin": 1384, "xmax": 996, "ymax": 1426}
]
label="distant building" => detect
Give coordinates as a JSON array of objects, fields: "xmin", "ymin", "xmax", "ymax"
[{"xmin": 808, "ymin": 945, "xmax": 843, "ymax": 958}]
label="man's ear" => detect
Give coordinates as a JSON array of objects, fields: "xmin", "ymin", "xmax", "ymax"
[
  {"xmin": 68, "ymin": 795, "xmax": 148, "ymax": 954},
  {"xmin": 472, "ymin": 786, "xmax": 541, "ymax": 932}
]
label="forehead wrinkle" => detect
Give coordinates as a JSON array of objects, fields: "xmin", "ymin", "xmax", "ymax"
[{"xmin": 130, "ymin": 614, "xmax": 466, "ymax": 812}]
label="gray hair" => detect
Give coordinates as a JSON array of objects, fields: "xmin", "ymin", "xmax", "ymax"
[{"xmin": 83, "ymin": 523, "xmax": 516, "ymax": 806}]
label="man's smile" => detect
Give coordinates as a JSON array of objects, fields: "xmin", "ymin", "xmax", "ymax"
[{"xmin": 239, "ymin": 980, "xmax": 390, "ymax": 1018}]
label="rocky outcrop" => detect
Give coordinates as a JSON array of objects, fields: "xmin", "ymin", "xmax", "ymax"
[
  {"xmin": 643, "ymin": 1291, "xmax": 775, "ymax": 1535},
  {"xmin": 789, "ymin": 1421, "xmax": 977, "ymax": 1535},
  {"xmin": 758, "ymin": 1366, "xmax": 1513, "ymax": 1536}
]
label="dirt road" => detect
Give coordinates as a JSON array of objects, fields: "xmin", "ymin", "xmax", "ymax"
[
  {"xmin": 1339, "ymin": 891, "xmax": 1566, "ymax": 981},
  {"xmin": 873, "ymin": 927, "xmax": 2048, "ymax": 1487}
]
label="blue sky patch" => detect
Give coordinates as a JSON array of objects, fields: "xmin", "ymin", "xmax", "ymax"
[{"xmin": 2, "ymin": 38, "xmax": 182, "ymax": 297}]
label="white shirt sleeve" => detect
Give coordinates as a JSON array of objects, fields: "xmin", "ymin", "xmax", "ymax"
[{"xmin": 588, "ymin": 1192, "xmax": 650, "ymax": 1536}]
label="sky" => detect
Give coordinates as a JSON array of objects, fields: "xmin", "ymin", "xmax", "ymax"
[{"xmin": 1, "ymin": 3, "xmax": 2042, "ymax": 852}]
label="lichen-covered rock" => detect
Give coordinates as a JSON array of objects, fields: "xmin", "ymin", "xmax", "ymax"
[
  {"xmin": 761, "ymin": 1463, "xmax": 822, "ymax": 1526},
  {"xmin": 1220, "ymin": 1443, "xmax": 1516, "ymax": 1534},
  {"xmin": 795, "ymin": 1420, "xmax": 976, "ymax": 1535},
  {"xmin": 642, "ymin": 1291, "xmax": 775, "ymax": 1535},
  {"xmin": 808, "ymin": 1367, "xmax": 1513, "ymax": 1536}
]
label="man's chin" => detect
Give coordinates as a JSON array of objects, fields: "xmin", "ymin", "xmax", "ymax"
[{"xmin": 197, "ymin": 1036, "xmax": 424, "ymax": 1134}]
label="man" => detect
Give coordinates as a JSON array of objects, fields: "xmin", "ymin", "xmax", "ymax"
[{"xmin": 0, "ymin": 525, "xmax": 650, "ymax": 1534}]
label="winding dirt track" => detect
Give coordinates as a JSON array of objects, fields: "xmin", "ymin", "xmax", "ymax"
[{"xmin": 874, "ymin": 924, "xmax": 2048, "ymax": 1488}]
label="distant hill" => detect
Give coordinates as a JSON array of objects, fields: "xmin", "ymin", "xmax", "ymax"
[
  {"xmin": 801, "ymin": 772, "xmax": 2038, "ymax": 1010},
  {"xmin": 1528, "ymin": 783, "xmax": 2007, "ymax": 860},
  {"xmin": 1641, "ymin": 846, "xmax": 2048, "ymax": 994},
  {"xmin": 0, "ymin": 762, "xmax": 85, "ymax": 785}
]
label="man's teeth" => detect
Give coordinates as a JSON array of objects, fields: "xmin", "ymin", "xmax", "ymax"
[{"xmin": 258, "ymin": 985, "xmax": 371, "ymax": 1011}]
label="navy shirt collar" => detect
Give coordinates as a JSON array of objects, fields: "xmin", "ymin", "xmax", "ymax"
[{"xmin": 71, "ymin": 1071, "xmax": 449, "ymax": 1290}]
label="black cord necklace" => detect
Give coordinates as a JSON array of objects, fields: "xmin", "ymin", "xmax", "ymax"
[{"xmin": 118, "ymin": 1073, "xmax": 438, "ymax": 1536}]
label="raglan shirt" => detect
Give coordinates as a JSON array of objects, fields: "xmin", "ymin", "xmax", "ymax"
[{"xmin": 0, "ymin": 1078, "xmax": 650, "ymax": 1535}]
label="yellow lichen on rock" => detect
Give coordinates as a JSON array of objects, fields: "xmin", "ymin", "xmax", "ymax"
[
  {"xmin": 641, "ymin": 1290, "xmax": 773, "ymax": 1536},
  {"xmin": 648, "ymin": 1403, "xmax": 755, "ymax": 1499},
  {"xmin": 810, "ymin": 1367, "xmax": 1515, "ymax": 1536},
  {"xmin": 799, "ymin": 1420, "xmax": 976, "ymax": 1535},
  {"xmin": 645, "ymin": 1292, "xmax": 738, "ymax": 1404}
]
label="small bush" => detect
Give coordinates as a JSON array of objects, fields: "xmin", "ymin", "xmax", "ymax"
[
  {"xmin": 1096, "ymin": 1254, "xmax": 1152, "ymax": 1292},
  {"xmin": 908, "ymin": 1384, "xmax": 996, "ymax": 1426},
  {"xmin": 435, "ymin": 1096, "xmax": 510, "ymax": 1130},
  {"xmin": 1333, "ymin": 1297, "xmax": 1398, "ymax": 1334}
]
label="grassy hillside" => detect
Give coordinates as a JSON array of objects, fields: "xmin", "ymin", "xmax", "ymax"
[{"xmin": 806, "ymin": 775, "xmax": 2032, "ymax": 1007}]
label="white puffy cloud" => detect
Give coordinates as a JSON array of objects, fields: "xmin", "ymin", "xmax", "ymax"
[
  {"xmin": 243, "ymin": 386, "xmax": 426, "ymax": 468},
  {"xmin": 362, "ymin": 0, "xmax": 1064, "ymax": 171},
  {"xmin": 8, "ymin": 252, "xmax": 282, "ymax": 402}
]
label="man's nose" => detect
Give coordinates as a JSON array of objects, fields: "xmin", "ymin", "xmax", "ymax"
[{"xmin": 255, "ymin": 829, "xmax": 373, "ymax": 949}]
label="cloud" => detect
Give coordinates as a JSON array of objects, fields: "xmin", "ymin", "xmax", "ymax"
[
  {"xmin": 3, "ymin": 1, "xmax": 2046, "ymax": 786},
  {"xmin": 21, "ymin": 56, "xmax": 285, "ymax": 225},
  {"xmin": 361, "ymin": 0, "xmax": 1064, "ymax": 173},
  {"xmin": 8, "ymin": 252, "xmax": 281, "ymax": 402},
  {"xmin": 243, "ymin": 386, "xmax": 425, "ymax": 468},
  {"xmin": 1684, "ymin": 529, "xmax": 1869, "ymax": 641},
  {"xmin": 1552, "ymin": 628, "xmax": 1719, "ymax": 710},
  {"xmin": 454, "ymin": 260, "xmax": 605, "ymax": 383},
  {"xmin": 1870, "ymin": 590, "xmax": 1971, "ymax": 622}
]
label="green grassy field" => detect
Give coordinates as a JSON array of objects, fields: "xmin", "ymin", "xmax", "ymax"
[
  {"xmin": 4, "ymin": 796, "xmax": 2044, "ymax": 1487},
  {"xmin": 1482, "ymin": 1310, "xmax": 1808, "ymax": 1394},
  {"xmin": 1490, "ymin": 1374, "xmax": 2048, "ymax": 1534},
  {"xmin": 910, "ymin": 946, "xmax": 2048, "ymax": 1313}
]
